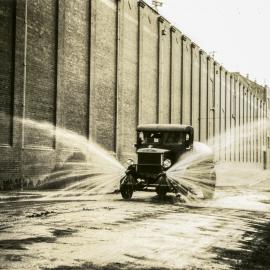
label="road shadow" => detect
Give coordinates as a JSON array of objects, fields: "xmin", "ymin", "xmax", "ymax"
[
  {"xmin": 42, "ymin": 262, "xmax": 171, "ymax": 270},
  {"xmin": 212, "ymin": 220, "xmax": 270, "ymax": 269},
  {"xmin": 0, "ymin": 236, "xmax": 55, "ymax": 250}
]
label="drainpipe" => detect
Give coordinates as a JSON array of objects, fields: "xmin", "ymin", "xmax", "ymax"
[{"xmin": 263, "ymin": 148, "xmax": 267, "ymax": 170}]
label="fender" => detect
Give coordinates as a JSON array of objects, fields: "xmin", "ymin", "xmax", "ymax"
[{"xmin": 125, "ymin": 164, "xmax": 137, "ymax": 176}]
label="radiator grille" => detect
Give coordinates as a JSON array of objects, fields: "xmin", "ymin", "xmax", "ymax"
[{"xmin": 138, "ymin": 153, "xmax": 161, "ymax": 165}]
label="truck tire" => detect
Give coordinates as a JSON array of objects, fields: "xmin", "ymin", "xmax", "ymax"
[
  {"xmin": 120, "ymin": 175, "xmax": 134, "ymax": 200},
  {"xmin": 120, "ymin": 185, "xmax": 133, "ymax": 200},
  {"xmin": 156, "ymin": 175, "xmax": 168, "ymax": 199}
]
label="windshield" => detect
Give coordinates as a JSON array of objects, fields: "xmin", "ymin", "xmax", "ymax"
[{"xmin": 138, "ymin": 131, "xmax": 188, "ymax": 146}]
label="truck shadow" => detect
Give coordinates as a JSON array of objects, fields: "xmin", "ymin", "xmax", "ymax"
[{"xmin": 127, "ymin": 194, "xmax": 179, "ymax": 204}]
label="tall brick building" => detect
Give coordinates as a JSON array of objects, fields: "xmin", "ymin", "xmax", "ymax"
[{"xmin": 0, "ymin": 0, "xmax": 269, "ymax": 188}]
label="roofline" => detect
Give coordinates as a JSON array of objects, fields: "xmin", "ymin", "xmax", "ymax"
[{"xmin": 137, "ymin": 124, "xmax": 194, "ymax": 132}]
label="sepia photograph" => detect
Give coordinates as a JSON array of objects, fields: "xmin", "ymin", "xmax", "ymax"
[{"xmin": 0, "ymin": 0, "xmax": 270, "ymax": 269}]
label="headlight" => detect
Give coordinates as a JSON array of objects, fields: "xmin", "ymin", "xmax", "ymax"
[
  {"xmin": 127, "ymin": 158, "xmax": 134, "ymax": 166},
  {"xmin": 163, "ymin": 159, "xmax": 171, "ymax": 168}
]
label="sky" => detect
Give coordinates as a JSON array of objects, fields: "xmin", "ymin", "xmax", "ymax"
[{"xmin": 145, "ymin": 0, "xmax": 270, "ymax": 87}]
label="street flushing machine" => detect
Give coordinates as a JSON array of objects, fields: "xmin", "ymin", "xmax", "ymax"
[{"xmin": 120, "ymin": 124, "xmax": 216, "ymax": 200}]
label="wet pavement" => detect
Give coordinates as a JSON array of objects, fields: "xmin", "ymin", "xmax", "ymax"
[{"xmin": 1, "ymin": 168, "xmax": 270, "ymax": 270}]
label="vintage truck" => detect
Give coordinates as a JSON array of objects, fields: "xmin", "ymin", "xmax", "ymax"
[{"xmin": 120, "ymin": 124, "xmax": 216, "ymax": 200}]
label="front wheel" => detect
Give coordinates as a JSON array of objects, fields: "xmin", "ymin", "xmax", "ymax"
[
  {"xmin": 120, "ymin": 184, "xmax": 133, "ymax": 199},
  {"xmin": 120, "ymin": 174, "xmax": 135, "ymax": 200},
  {"xmin": 156, "ymin": 175, "xmax": 169, "ymax": 199},
  {"xmin": 156, "ymin": 186, "xmax": 167, "ymax": 198}
]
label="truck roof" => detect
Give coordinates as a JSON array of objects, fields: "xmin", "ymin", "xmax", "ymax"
[{"xmin": 137, "ymin": 124, "xmax": 193, "ymax": 133}]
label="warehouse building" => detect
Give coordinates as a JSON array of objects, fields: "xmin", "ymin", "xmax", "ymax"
[{"xmin": 0, "ymin": 0, "xmax": 269, "ymax": 189}]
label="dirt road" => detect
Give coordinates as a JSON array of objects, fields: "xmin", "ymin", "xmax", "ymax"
[{"xmin": 1, "ymin": 168, "xmax": 270, "ymax": 270}]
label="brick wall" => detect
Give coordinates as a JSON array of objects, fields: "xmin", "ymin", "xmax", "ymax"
[
  {"xmin": 91, "ymin": 0, "xmax": 117, "ymax": 151},
  {"xmin": 0, "ymin": 0, "xmax": 268, "ymax": 189},
  {"xmin": 58, "ymin": 0, "xmax": 90, "ymax": 138},
  {"xmin": 0, "ymin": 0, "xmax": 15, "ymax": 146},
  {"xmin": 24, "ymin": 0, "xmax": 57, "ymax": 148}
]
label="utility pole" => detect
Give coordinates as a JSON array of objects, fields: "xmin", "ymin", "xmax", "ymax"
[
  {"xmin": 152, "ymin": 0, "xmax": 163, "ymax": 12},
  {"xmin": 209, "ymin": 51, "xmax": 217, "ymax": 58}
]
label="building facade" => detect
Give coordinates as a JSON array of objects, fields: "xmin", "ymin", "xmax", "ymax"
[{"xmin": 0, "ymin": 0, "xmax": 269, "ymax": 189}]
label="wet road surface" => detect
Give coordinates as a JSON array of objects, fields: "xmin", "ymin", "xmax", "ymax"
[{"xmin": 1, "ymin": 169, "xmax": 270, "ymax": 270}]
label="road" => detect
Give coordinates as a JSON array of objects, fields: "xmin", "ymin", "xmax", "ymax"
[{"xmin": 0, "ymin": 166, "xmax": 270, "ymax": 270}]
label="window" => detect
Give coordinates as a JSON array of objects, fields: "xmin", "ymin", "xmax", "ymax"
[{"xmin": 138, "ymin": 132, "xmax": 186, "ymax": 146}]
